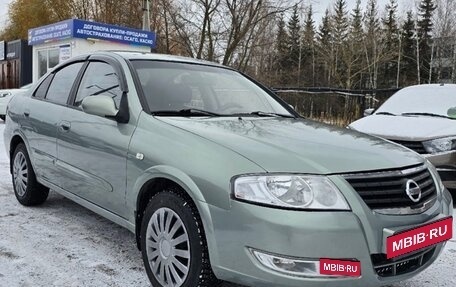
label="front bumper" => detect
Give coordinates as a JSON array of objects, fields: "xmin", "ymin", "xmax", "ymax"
[
  {"xmin": 425, "ymin": 151, "xmax": 456, "ymax": 190},
  {"xmin": 203, "ymin": 184, "xmax": 453, "ymax": 287}
]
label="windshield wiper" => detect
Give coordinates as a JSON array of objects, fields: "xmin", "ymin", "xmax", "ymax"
[
  {"xmin": 401, "ymin": 112, "xmax": 451, "ymax": 119},
  {"xmin": 234, "ymin": 111, "xmax": 296, "ymax": 118},
  {"xmin": 152, "ymin": 108, "xmax": 221, "ymax": 117},
  {"xmin": 376, "ymin": 111, "xmax": 397, "ymax": 116}
]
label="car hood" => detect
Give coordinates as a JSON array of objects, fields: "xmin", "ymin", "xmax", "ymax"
[
  {"xmin": 158, "ymin": 117, "xmax": 423, "ymax": 174},
  {"xmin": 349, "ymin": 115, "xmax": 456, "ymax": 141}
]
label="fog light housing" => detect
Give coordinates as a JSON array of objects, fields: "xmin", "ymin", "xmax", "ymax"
[{"xmin": 250, "ymin": 249, "xmax": 345, "ymax": 278}]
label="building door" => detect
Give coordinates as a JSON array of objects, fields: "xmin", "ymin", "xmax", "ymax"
[
  {"xmin": 7, "ymin": 59, "xmax": 19, "ymax": 88},
  {"xmin": 0, "ymin": 62, "xmax": 7, "ymax": 89}
]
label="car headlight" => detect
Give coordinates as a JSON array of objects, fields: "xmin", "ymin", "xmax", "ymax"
[
  {"xmin": 422, "ymin": 137, "xmax": 456, "ymax": 154},
  {"xmin": 233, "ymin": 175, "xmax": 350, "ymax": 210}
]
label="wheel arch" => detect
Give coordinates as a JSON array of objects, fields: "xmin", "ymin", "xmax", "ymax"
[
  {"xmin": 9, "ymin": 133, "xmax": 27, "ymax": 174},
  {"xmin": 132, "ymin": 166, "xmax": 217, "ymax": 261}
]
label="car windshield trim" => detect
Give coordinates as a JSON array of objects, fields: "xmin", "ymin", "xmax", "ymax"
[
  {"xmin": 231, "ymin": 111, "xmax": 297, "ymax": 118},
  {"xmin": 375, "ymin": 111, "xmax": 397, "ymax": 116},
  {"xmin": 401, "ymin": 112, "xmax": 453, "ymax": 119},
  {"xmin": 152, "ymin": 108, "xmax": 222, "ymax": 117}
]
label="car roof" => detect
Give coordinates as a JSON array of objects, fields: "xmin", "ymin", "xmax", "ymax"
[
  {"xmin": 94, "ymin": 50, "xmax": 229, "ymax": 69},
  {"xmin": 401, "ymin": 83, "xmax": 456, "ymax": 91}
]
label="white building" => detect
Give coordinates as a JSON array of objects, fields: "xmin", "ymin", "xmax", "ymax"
[{"xmin": 28, "ymin": 19, "xmax": 156, "ymax": 82}]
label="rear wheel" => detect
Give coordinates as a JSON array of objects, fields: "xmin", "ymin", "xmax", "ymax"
[
  {"xmin": 140, "ymin": 189, "xmax": 220, "ymax": 287},
  {"xmin": 12, "ymin": 143, "xmax": 49, "ymax": 206},
  {"xmin": 0, "ymin": 115, "xmax": 5, "ymax": 121}
]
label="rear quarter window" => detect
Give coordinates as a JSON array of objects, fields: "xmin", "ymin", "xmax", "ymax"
[
  {"xmin": 33, "ymin": 75, "xmax": 54, "ymax": 99},
  {"xmin": 45, "ymin": 62, "xmax": 84, "ymax": 105}
]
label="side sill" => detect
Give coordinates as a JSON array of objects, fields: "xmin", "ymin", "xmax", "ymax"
[{"xmin": 40, "ymin": 178, "xmax": 136, "ymax": 233}]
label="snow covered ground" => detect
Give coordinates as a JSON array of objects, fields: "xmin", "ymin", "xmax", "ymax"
[{"xmin": 0, "ymin": 121, "xmax": 455, "ymax": 287}]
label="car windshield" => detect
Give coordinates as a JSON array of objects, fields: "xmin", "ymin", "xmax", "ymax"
[
  {"xmin": 376, "ymin": 85, "xmax": 455, "ymax": 118},
  {"xmin": 131, "ymin": 60, "xmax": 292, "ymax": 117}
]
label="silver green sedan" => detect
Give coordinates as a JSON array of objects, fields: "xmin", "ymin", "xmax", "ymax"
[{"xmin": 3, "ymin": 51, "xmax": 453, "ymax": 287}]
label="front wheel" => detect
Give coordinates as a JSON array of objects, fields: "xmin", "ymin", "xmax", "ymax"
[
  {"xmin": 140, "ymin": 189, "xmax": 220, "ymax": 287},
  {"xmin": 12, "ymin": 143, "xmax": 49, "ymax": 206},
  {"xmin": 0, "ymin": 115, "xmax": 5, "ymax": 121}
]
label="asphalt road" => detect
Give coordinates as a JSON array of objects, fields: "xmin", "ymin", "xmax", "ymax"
[{"xmin": 0, "ymin": 121, "xmax": 455, "ymax": 287}]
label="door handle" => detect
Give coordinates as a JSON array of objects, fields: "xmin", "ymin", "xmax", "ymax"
[
  {"xmin": 24, "ymin": 109, "xmax": 30, "ymax": 117},
  {"xmin": 59, "ymin": 121, "xmax": 71, "ymax": 132}
]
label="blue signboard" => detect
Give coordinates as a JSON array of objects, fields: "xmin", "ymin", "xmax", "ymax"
[
  {"xmin": 28, "ymin": 20, "xmax": 73, "ymax": 45},
  {"xmin": 28, "ymin": 19, "xmax": 156, "ymax": 48}
]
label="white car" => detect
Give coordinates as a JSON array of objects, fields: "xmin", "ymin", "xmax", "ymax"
[
  {"xmin": 0, "ymin": 83, "xmax": 33, "ymax": 121},
  {"xmin": 349, "ymin": 84, "xmax": 456, "ymax": 194}
]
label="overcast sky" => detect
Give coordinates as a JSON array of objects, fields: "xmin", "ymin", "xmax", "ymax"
[
  {"xmin": 311, "ymin": 0, "xmax": 416, "ymax": 23},
  {"xmin": 0, "ymin": 0, "xmax": 10, "ymax": 30}
]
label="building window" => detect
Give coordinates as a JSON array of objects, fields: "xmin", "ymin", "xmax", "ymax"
[{"xmin": 37, "ymin": 48, "xmax": 61, "ymax": 78}]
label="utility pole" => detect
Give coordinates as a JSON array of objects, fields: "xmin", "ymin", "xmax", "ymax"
[
  {"xmin": 396, "ymin": 34, "xmax": 402, "ymax": 88},
  {"xmin": 414, "ymin": 18, "xmax": 420, "ymax": 85},
  {"xmin": 429, "ymin": 40, "xmax": 434, "ymax": 84},
  {"xmin": 297, "ymin": 42, "xmax": 302, "ymax": 87},
  {"xmin": 142, "ymin": 0, "xmax": 151, "ymax": 31},
  {"xmin": 453, "ymin": 38, "xmax": 456, "ymax": 84},
  {"xmin": 416, "ymin": 31, "xmax": 421, "ymax": 85}
]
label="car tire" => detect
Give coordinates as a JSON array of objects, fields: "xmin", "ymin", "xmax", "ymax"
[
  {"xmin": 12, "ymin": 143, "xmax": 49, "ymax": 206},
  {"xmin": 0, "ymin": 115, "xmax": 5, "ymax": 121},
  {"xmin": 141, "ymin": 189, "xmax": 221, "ymax": 287}
]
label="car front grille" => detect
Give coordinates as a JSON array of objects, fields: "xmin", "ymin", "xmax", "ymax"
[
  {"xmin": 343, "ymin": 164, "xmax": 437, "ymax": 210},
  {"xmin": 389, "ymin": 139, "xmax": 427, "ymax": 154},
  {"xmin": 371, "ymin": 247, "xmax": 435, "ymax": 277}
]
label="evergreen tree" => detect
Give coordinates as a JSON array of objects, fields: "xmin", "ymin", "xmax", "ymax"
[
  {"xmin": 319, "ymin": 9, "xmax": 333, "ymax": 48},
  {"xmin": 318, "ymin": 9, "xmax": 333, "ymax": 86},
  {"xmin": 401, "ymin": 11, "xmax": 417, "ymax": 86},
  {"xmin": 381, "ymin": 0, "xmax": 400, "ymax": 86},
  {"xmin": 303, "ymin": 6, "xmax": 315, "ymax": 45},
  {"xmin": 348, "ymin": 0, "xmax": 364, "ymax": 88},
  {"xmin": 275, "ymin": 14, "xmax": 289, "ymax": 83},
  {"xmin": 287, "ymin": 4, "xmax": 301, "ymax": 69},
  {"xmin": 364, "ymin": 0, "xmax": 381, "ymax": 89},
  {"xmin": 332, "ymin": 0, "xmax": 350, "ymax": 87},
  {"xmin": 417, "ymin": 0, "xmax": 437, "ymax": 82},
  {"xmin": 351, "ymin": 0, "xmax": 364, "ymax": 41},
  {"xmin": 302, "ymin": 5, "xmax": 316, "ymax": 86},
  {"xmin": 333, "ymin": 0, "xmax": 349, "ymax": 44},
  {"xmin": 418, "ymin": 0, "xmax": 436, "ymax": 39},
  {"xmin": 364, "ymin": 0, "xmax": 381, "ymax": 36}
]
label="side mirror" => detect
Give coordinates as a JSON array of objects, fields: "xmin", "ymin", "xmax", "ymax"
[
  {"xmin": 288, "ymin": 104, "xmax": 295, "ymax": 110},
  {"xmin": 447, "ymin": 107, "xmax": 456, "ymax": 119},
  {"xmin": 364, "ymin": 108, "xmax": 375, "ymax": 117},
  {"xmin": 81, "ymin": 95, "xmax": 118, "ymax": 118},
  {"xmin": 0, "ymin": 91, "xmax": 12, "ymax": 98}
]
